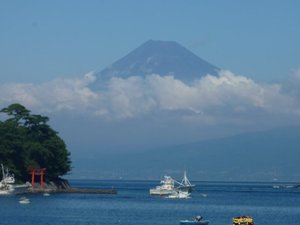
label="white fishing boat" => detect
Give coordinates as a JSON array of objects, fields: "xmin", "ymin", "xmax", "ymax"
[
  {"xmin": 0, "ymin": 164, "xmax": 31, "ymax": 195},
  {"xmin": 150, "ymin": 175, "xmax": 175, "ymax": 195},
  {"xmin": 150, "ymin": 172, "xmax": 195, "ymax": 196}
]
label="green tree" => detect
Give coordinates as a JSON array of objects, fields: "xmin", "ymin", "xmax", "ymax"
[{"xmin": 0, "ymin": 103, "xmax": 71, "ymax": 182}]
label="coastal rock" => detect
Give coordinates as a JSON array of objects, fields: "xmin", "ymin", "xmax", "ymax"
[
  {"xmin": 49, "ymin": 178, "xmax": 71, "ymax": 190},
  {"xmin": 30, "ymin": 178, "xmax": 71, "ymax": 191}
]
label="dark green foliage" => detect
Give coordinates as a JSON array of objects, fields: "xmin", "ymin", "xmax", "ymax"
[{"xmin": 0, "ymin": 103, "xmax": 71, "ymax": 182}]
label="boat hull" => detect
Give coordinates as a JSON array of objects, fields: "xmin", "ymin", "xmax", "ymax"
[
  {"xmin": 166, "ymin": 190, "xmax": 190, "ymax": 199},
  {"xmin": 0, "ymin": 184, "xmax": 15, "ymax": 195},
  {"xmin": 178, "ymin": 185, "xmax": 194, "ymax": 193},
  {"xmin": 180, "ymin": 220, "xmax": 209, "ymax": 225},
  {"xmin": 149, "ymin": 188, "xmax": 174, "ymax": 196},
  {"xmin": 0, "ymin": 183, "xmax": 30, "ymax": 195},
  {"xmin": 0, "ymin": 189, "xmax": 13, "ymax": 195}
]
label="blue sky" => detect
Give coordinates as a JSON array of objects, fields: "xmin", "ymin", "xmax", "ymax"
[
  {"xmin": 1, "ymin": 1, "xmax": 300, "ymax": 180},
  {"xmin": 1, "ymin": 0, "xmax": 300, "ymax": 83}
]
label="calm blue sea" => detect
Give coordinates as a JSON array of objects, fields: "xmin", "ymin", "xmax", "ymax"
[{"xmin": 1, "ymin": 180, "xmax": 300, "ymax": 225}]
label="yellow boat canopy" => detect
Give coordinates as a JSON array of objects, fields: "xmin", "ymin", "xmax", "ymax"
[{"xmin": 233, "ymin": 216, "xmax": 254, "ymax": 225}]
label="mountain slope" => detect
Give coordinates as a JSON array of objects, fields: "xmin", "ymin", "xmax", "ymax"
[{"xmin": 96, "ymin": 40, "xmax": 219, "ymax": 81}]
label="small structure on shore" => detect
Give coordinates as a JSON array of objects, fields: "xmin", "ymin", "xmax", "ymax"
[
  {"xmin": 29, "ymin": 168, "xmax": 46, "ymax": 189},
  {"xmin": 27, "ymin": 166, "xmax": 116, "ymax": 194},
  {"xmin": 27, "ymin": 172, "xmax": 117, "ymax": 194}
]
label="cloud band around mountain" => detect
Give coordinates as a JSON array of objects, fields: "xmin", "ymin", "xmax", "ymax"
[{"xmin": 1, "ymin": 70, "xmax": 300, "ymax": 127}]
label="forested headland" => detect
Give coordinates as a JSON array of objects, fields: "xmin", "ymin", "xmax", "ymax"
[{"xmin": 0, "ymin": 103, "xmax": 71, "ymax": 183}]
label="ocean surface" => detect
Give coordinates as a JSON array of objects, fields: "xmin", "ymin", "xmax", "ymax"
[{"xmin": 1, "ymin": 180, "xmax": 300, "ymax": 225}]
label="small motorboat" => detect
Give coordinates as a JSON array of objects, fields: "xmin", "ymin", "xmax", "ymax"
[
  {"xmin": 180, "ymin": 216, "xmax": 209, "ymax": 225},
  {"xmin": 19, "ymin": 196, "xmax": 30, "ymax": 204},
  {"xmin": 180, "ymin": 220, "xmax": 209, "ymax": 225},
  {"xmin": 232, "ymin": 216, "xmax": 253, "ymax": 225}
]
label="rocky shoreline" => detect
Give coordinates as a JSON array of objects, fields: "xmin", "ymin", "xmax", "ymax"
[{"xmin": 27, "ymin": 178, "xmax": 117, "ymax": 194}]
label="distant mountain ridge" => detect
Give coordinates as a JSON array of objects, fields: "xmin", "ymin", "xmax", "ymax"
[
  {"xmin": 71, "ymin": 126, "xmax": 300, "ymax": 181},
  {"xmin": 96, "ymin": 40, "xmax": 219, "ymax": 81}
]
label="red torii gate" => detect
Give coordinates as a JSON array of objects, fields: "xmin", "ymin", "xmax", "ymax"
[{"xmin": 29, "ymin": 168, "xmax": 46, "ymax": 189}]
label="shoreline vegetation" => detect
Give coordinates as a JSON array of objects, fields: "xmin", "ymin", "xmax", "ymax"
[
  {"xmin": 0, "ymin": 103, "xmax": 71, "ymax": 183},
  {"xmin": 0, "ymin": 103, "xmax": 71, "ymax": 184},
  {"xmin": 0, "ymin": 103, "xmax": 117, "ymax": 195}
]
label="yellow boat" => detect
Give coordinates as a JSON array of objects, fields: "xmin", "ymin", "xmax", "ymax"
[{"xmin": 232, "ymin": 216, "xmax": 254, "ymax": 225}]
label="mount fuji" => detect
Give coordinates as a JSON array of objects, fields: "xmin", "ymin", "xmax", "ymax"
[{"xmin": 95, "ymin": 40, "xmax": 219, "ymax": 82}]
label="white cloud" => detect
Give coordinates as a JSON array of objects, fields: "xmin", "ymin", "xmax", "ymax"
[
  {"xmin": 0, "ymin": 72, "xmax": 98, "ymax": 113},
  {"xmin": 1, "ymin": 70, "xmax": 300, "ymax": 126},
  {"xmin": 284, "ymin": 68, "xmax": 300, "ymax": 99},
  {"xmin": 98, "ymin": 70, "xmax": 299, "ymax": 120}
]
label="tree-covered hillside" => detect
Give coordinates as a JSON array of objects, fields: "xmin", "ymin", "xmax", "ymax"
[{"xmin": 0, "ymin": 103, "xmax": 71, "ymax": 182}]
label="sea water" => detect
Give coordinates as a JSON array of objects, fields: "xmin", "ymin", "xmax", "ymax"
[{"xmin": 1, "ymin": 180, "xmax": 300, "ymax": 225}]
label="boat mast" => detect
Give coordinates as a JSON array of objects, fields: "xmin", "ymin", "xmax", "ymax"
[
  {"xmin": 1, "ymin": 164, "xmax": 6, "ymax": 185},
  {"xmin": 181, "ymin": 171, "xmax": 192, "ymax": 186}
]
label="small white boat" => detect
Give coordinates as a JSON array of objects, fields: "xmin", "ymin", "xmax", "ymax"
[
  {"xmin": 43, "ymin": 192, "xmax": 50, "ymax": 196},
  {"xmin": 180, "ymin": 220, "xmax": 209, "ymax": 225},
  {"xmin": 19, "ymin": 196, "xmax": 30, "ymax": 204},
  {"xmin": 180, "ymin": 216, "xmax": 209, "ymax": 225},
  {"xmin": 233, "ymin": 216, "xmax": 254, "ymax": 225}
]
